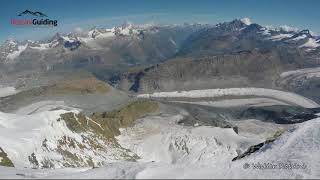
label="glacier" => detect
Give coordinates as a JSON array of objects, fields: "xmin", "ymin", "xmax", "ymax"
[
  {"xmin": 137, "ymin": 88, "xmax": 319, "ymax": 108},
  {"xmin": 0, "ymin": 113, "xmax": 319, "ymax": 178}
]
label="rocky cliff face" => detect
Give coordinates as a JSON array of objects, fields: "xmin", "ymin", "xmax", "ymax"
[
  {"xmin": 111, "ymin": 48, "xmax": 310, "ymax": 93},
  {"xmin": 105, "ymin": 20, "xmax": 320, "ymax": 94},
  {"xmin": 0, "ymin": 147, "xmax": 14, "ymax": 167}
]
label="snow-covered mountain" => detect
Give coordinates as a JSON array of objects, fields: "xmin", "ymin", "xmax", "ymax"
[
  {"xmin": 0, "ymin": 109, "xmax": 136, "ymax": 168},
  {"xmin": 0, "ymin": 22, "xmax": 185, "ymax": 60},
  {"xmin": 0, "ymin": 107, "xmax": 319, "ymax": 178},
  {"xmin": 0, "ymin": 22, "xmax": 205, "ymax": 78},
  {"xmin": 179, "ymin": 18, "xmax": 320, "ymax": 57},
  {"xmin": 0, "ymin": 40, "xmax": 28, "ymax": 62},
  {"xmin": 0, "ymin": 95, "xmax": 159, "ymax": 169},
  {"xmin": 1, "ymin": 19, "xmax": 320, "ymax": 66},
  {"xmin": 267, "ymin": 27, "xmax": 320, "ymax": 51}
]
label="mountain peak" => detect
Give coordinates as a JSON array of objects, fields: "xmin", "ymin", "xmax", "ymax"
[
  {"xmin": 4, "ymin": 39, "xmax": 17, "ymax": 45},
  {"xmin": 120, "ymin": 21, "xmax": 134, "ymax": 29},
  {"xmin": 215, "ymin": 19, "xmax": 248, "ymax": 32},
  {"xmin": 240, "ymin": 17, "xmax": 252, "ymax": 25}
]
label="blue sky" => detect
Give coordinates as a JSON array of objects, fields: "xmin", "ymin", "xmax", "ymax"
[{"xmin": 1, "ymin": 0, "xmax": 320, "ymax": 43}]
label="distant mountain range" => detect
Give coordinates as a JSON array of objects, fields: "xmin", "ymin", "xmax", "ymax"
[
  {"xmin": 2, "ymin": 19, "xmax": 319, "ymax": 63},
  {"xmin": 1, "ymin": 19, "xmax": 320, "ymax": 98}
]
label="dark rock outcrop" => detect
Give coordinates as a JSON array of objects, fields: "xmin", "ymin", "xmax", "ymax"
[
  {"xmin": 0, "ymin": 147, "xmax": 14, "ymax": 167},
  {"xmin": 232, "ymin": 130, "xmax": 284, "ymax": 161}
]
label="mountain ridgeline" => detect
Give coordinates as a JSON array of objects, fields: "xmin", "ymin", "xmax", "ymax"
[
  {"xmin": 1, "ymin": 19, "xmax": 320, "ymax": 93},
  {"xmin": 107, "ymin": 19, "xmax": 320, "ymax": 94}
]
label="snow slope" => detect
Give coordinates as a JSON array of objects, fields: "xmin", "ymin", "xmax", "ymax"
[
  {"xmin": 117, "ymin": 114, "xmax": 261, "ymax": 165},
  {"xmin": 268, "ymin": 33, "xmax": 293, "ymax": 41},
  {"xmin": 29, "ymin": 43, "xmax": 50, "ymax": 50},
  {"xmin": 291, "ymin": 34, "xmax": 307, "ymax": 41},
  {"xmin": 60, "ymin": 117, "xmax": 320, "ymax": 179},
  {"xmin": 299, "ymin": 38, "xmax": 320, "ymax": 49},
  {"xmin": 6, "ymin": 44, "xmax": 27, "ymax": 61},
  {"xmin": 241, "ymin": 17, "xmax": 252, "ymax": 25},
  {"xmin": 0, "ymin": 109, "xmax": 78, "ymax": 167},
  {"xmin": 0, "ymin": 107, "xmax": 135, "ymax": 168},
  {"xmin": 0, "ymin": 87, "xmax": 18, "ymax": 98},
  {"xmin": 14, "ymin": 100, "xmax": 80, "ymax": 115},
  {"xmin": 0, "ymin": 115, "xmax": 319, "ymax": 179},
  {"xmin": 138, "ymin": 88, "xmax": 319, "ymax": 108}
]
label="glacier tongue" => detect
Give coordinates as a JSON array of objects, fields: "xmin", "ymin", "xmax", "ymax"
[{"xmin": 138, "ymin": 88, "xmax": 320, "ymax": 108}]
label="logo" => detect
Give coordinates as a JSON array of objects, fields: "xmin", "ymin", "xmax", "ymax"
[
  {"xmin": 11, "ymin": 10, "xmax": 58, "ymax": 27},
  {"xmin": 18, "ymin": 10, "xmax": 48, "ymax": 17},
  {"xmin": 243, "ymin": 161, "xmax": 307, "ymax": 170}
]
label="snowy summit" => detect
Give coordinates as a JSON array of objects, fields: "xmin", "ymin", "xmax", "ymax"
[{"xmin": 240, "ymin": 17, "xmax": 252, "ymax": 25}]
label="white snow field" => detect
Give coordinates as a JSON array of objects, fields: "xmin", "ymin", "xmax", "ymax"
[
  {"xmin": 0, "ymin": 109, "xmax": 79, "ymax": 168},
  {"xmin": 299, "ymin": 38, "xmax": 320, "ymax": 49},
  {"xmin": 0, "ymin": 105, "xmax": 133, "ymax": 169},
  {"xmin": 6, "ymin": 44, "xmax": 28, "ymax": 61},
  {"xmin": 268, "ymin": 33, "xmax": 293, "ymax": 41},
  {"xmin": 137, "ymin": 88, "xmax": 319, "ymax": 108},
  {"xmin": 117, "ymin": 114, "xmax": 262, "ymax": 164},
  {"xmin": 0, "ymin": 86, "xmax": 18, "ymax": 98},
  {"xmin": 14, "ymin": 100, "xmax": 81, "ymax": 115},
  {"xmin": 0, "ymin": 114, "xmax": 319, "ymax": 179}
]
